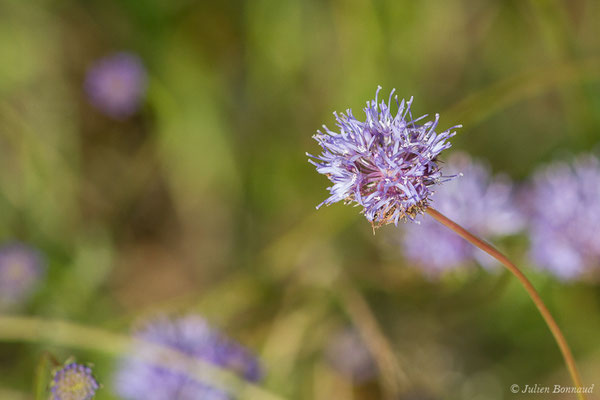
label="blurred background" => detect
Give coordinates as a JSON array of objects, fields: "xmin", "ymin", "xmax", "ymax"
[{"xmin": 0, "ymin": 0, "xmax": 599, "ymax": 399}]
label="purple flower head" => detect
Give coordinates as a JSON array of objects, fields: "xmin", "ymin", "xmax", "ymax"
[
  {"xmin": 325, "ymin": 328, "xmax": 376, "ymax": 383},
  {"xmin": 84, "ymin": 52, "xmax": 147, "ymax": 119},
  {"xmin": 0, "ymin": 242, "xmax": 45, "ymax": 306},
  {"xmin": 50, "ymin": 362, "xmax": 99, "ymax": 400},
  {"xmin": 525, "ymin": 155, "xmax": 600, "ymax": 281},
  {"xmin": 400, "ymin": 153, "xmax": 523, "ymax": 276},
  {"xmin": 308, "ymin": 87, "xmax": 460, "ymax": 228},
  {"xmin": 114, "ymin": 315, "xmax": 262, "ymax": 400}
]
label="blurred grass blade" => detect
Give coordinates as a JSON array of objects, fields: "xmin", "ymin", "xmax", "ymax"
[
  {"xmin": 444, "ymin": 57, "xmax": 600, "ymax": 129},
  {"xmin": 0, "ymin": 316, "xmax": 286, "ymax": 400}
]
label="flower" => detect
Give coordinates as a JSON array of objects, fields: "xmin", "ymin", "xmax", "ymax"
[
  {"xmin": 84, "ymin": 52, "xmax": 147, "ymax": 119},
  {"xmin": 325, "ymin": 328, "xmax": 376, "ymax": 383},
  {"xmin": 400, "ymin": 153, "xmax": 523, "ymax": 275},
  {"xmin": 50, "ymin": 362, "xmax": 99, "ymax": 400},
  {"xmin": 308, "ymin": 86, "xmax": 459, "ymax": 227},
  {"xmin": 0, "ymin": 242, "xmax": 45, "ymax": 306},
  {"xmin": 114, "ymin": 315, "xmax": 262, "ymax": 400},
  {"xmin": 525, "ymin": 155, "xmax": 600, "ymax": 280}
]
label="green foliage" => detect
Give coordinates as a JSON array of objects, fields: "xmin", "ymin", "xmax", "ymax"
[{"xmin": 0, "ymin": 1, "xmax": 599, "ymax": 399}]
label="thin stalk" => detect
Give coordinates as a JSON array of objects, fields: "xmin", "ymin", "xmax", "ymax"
[
  {"xmin": 338, "ymin": 281, "xmax": 409, "ymax": 399},
  {"xmin": 426, "ymin": 207, "xmax": 586, "ymax": 400}
]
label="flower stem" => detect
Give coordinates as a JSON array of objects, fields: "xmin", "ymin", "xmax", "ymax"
[{"xmin": 425, "ymin": 207, "xmax": 586, "ymax": 400}]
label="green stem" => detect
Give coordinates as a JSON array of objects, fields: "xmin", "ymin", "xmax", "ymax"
[
  {"xmin": 0, "ymin": 315, "xmax": 285, "ymax": 400},
  {"xmin": 33, "ymin": 352, "xmax": 54, "ymax": 400},
  {"xmin": 426, "ymin": 207, "xmax": 586, "ymax": 400}
]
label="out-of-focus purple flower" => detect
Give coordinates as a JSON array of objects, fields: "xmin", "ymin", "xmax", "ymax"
[
  {"xmin": 0, "ymin": 242, "xmax": 44, "ymax": 306},
  {"xmin": 308, "ymin": 86, "xmax": 459, "ymax": 228},
  {"xmin": 400, "ymin": 153, "xmax": 523, "ymax": 276},
  {"xmin": 526, "ymin": 155, "xmax": 600, "ymax": 281},
  {"xmin": 325, "ymin": 328, "xmax": 376, "ymax": 383},
  {"xmin": 114, "ymin": 315, "xmax": 262, "ymax": 400},
  {"xmin": 84, "ymin": 52, "xmax": 147, "ymax": 119},
  {"xmin": 50, "ymin": 362, "xmax": 99, "ymax": 400}
]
